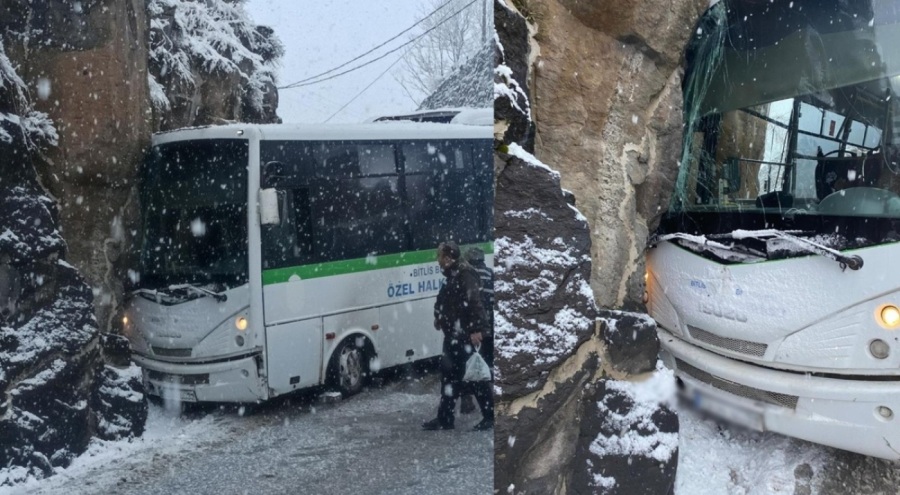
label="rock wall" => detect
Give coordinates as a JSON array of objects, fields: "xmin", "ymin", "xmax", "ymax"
[
  {"xmin": 147, "ymin": 0, "xmax": 282, "ymax": 130},
  {"xmin": 0, "ymin": 0, "xmax": 280, "ymax": 482},
  {"xmin": 0, "ymin": 38, "xmax": 145, "ymax": 485},
  {"xmin": 0, "ymin": 0, "xmax": 151, "ymax": 332},
  {"xmin": 526, "ymin": 0, "xmax": 708, "ymax": 309},
  {"xmin": 494, "ymin": 2, "xmax": 679, "ymax": 493},
  {"xmin": 0, "ymin": 0, "xmax": 281, "ymax": 333}
]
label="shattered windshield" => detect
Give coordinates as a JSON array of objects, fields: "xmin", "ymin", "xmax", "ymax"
[
  {"xmin": 666, "ymin": 0, "xmax": 900, "ymax": 253},
  {"xmin": 140, "ymin": 139, "xmax": 249, "ymax": 289}
]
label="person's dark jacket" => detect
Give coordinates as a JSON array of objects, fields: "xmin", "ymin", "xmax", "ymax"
[
  {"xmin": 434, "ymin": 260, "xmax": 488, "ymax": 339},
  {"xmin": 469, "ymin": 259, "xmax": 493, "ymax": 330}
]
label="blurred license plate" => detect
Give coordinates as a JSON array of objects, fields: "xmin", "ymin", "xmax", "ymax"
[
  {"xmin": 693, "ymin": 389, "xmax": 763, "ymax": 431},
  {"xmin": 180, "ymin": 389, "xmax": 197, "ymax": 402}
]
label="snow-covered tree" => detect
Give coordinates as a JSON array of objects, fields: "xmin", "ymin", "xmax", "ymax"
[
  {"xmin": 395, "ymin": 0, "xmax": 492, "ymax": 104},
  {"xmin": 147, "ymin": 0, "xmax": 283, "ymax": 127}
]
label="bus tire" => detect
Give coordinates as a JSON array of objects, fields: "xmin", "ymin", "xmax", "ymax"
[{"xmin": 328, "ymin": 336, "xmax": 369, "ymax": 397}]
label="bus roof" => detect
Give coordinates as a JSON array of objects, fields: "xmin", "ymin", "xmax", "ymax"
[{"xmin": 152, "ymin": 122, "xmax": 491, "ymax": 146}]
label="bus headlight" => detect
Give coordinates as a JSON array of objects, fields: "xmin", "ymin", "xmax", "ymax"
[
  {"xmin": 877, "ymin": 305, "xmax": 900, "ymax": 329},
  {"xmin": 122, "ymin": 315, "xmax": 129, "ymax": 326},
  {"xmin": 235, "ymin": 316, "xmax": 248, "ymax": 331}
]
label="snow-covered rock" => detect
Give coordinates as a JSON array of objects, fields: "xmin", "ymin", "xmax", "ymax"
[
  {"xmin": 0, "ymin": 38, "xmax": 146, "ymax": 486},
  {"xmin": 523, "ymin": 0, "xmax": 707, "ymax": 309},
  {"xmin": 493, "ymin": 0, "xmax": 533, "ymax": 151},
  {"xmin": 1, "ymin": 0, "xmax": 282, "ymax": 337},
  {"xmin": 148, "ymin": 0, "xmax": 283, "ymax": 129},
  {"xmin": 419, "ymin": 42, "xmax": 492, "ymax": 111},
  {"xmin": 494, "ymin": 5, "xmax": 679, "ymax": 493}
]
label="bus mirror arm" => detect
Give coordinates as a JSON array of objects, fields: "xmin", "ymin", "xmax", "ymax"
[
  {"xmin": 260, "ymin": 188, "xmax": 282, "ymax": 225},
  {"xmin": 842, "ymin": 255, "xmax": 864, "ymax": 271}
]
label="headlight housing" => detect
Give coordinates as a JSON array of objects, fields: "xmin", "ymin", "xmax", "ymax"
[{"xmin": 876, "ymin": 304, "xmax": 900, "ymax": 329}]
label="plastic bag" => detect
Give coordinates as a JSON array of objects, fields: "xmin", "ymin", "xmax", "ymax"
[{"xmin": 463, "ymin": 346, "xmax": 491, "ymax": 382}]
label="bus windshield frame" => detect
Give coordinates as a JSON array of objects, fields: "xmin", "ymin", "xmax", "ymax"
[
  {"xmin": 139, "ymin": 138, "xmax": 249, "ymax": 290},
  {"xmin": 664, "ymin": 0, "xmax": 900, "ymax": 255}
]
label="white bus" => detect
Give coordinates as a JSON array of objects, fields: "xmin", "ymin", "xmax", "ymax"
[
  {"xmin": 648, "ymin": 0, "xmax": 900, "ymax": 459},
  {"xmin": 122, "ymin": 123, "xmax": 492, "ymax": 403}
]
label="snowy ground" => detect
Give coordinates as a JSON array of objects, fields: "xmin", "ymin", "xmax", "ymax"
[
  {"xmin": 677, "ymin": 403, "xmax": 900, "ymax": 494},
  {"xmin": 2, "ymin": 370, "xmax": 492, "ymax": 495},
  {"xmin": 7, "ymin": 370, "xmax": 900, "ymax": 494}
]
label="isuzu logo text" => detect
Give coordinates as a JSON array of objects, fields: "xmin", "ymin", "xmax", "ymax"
[{"xmin": 698, "ymin": 301, "xmax": 748, "ymax": 323}]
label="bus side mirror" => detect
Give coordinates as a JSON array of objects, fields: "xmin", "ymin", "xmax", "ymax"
[{"xmin": 260, "ymin": 188, "xmax": 281, "ymax": 225}]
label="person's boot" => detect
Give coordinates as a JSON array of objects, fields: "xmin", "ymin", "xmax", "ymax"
[
  {"xmin": 459, "ymin": 394, "xmax": 477, "ymax": 414},
  {"xmin": 472, "ymin": 418, "xmax": 493, "ymax": 431},
  {"xmin": 422, "ymin": 418, "xmax": 454, "ymax": 430}
]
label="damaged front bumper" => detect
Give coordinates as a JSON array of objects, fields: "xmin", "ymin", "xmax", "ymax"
[
  {"xmin": 133, "ymin": 353, "xmax": 267, "ymax": 403},
  {"xmin": 659, "ymin": 327, "xmax": 900, "ymax": 460}
]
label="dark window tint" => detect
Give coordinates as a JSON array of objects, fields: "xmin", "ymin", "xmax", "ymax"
[
  {"xmin": 261, "ymin": 138, "xmax": 492, "ymax": 270},
  {"xmin": 141, "ymin": 139, "xmax": 248, "ymax": 288}
]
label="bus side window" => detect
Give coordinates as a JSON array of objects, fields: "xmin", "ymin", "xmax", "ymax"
[
  {"xmin": 292, "ymin": 188, "xmax": 313, "ymax": 262},
  {"xmin": 403, "ymin": 141, "xmax": 483, "ymax": 250}
]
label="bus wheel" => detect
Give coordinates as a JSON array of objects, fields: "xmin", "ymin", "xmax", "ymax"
[{"xmin": 329, "ymin": 337, "xmax": 368, "ymax": 397}]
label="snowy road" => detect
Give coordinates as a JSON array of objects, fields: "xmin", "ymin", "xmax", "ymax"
[
  {"xmin": 6, "ymin": 371, "xmax": 493, "ymax": 495},
  {"xmin": 9, "ymin": 372, "xmax": 900, "ymax": 494},
  {"xmin": 677, "ymin": 404, "xmax": 900, "ymax": 494}
]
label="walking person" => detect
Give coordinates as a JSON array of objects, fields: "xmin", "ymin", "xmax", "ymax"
[
  {"xmin": 422, "ymin": 241, "xmax": 494, "ymax": 431},
  {"xmin": 464, "ymin": 246, "xmax": 493, "ymax": 368},
  {"xmin": 459, "ymin": 247, "xmax": 494, "ymax": 416}
]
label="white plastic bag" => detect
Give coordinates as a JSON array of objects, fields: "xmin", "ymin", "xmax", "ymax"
[{"xmin": 463, "ymin": 346, "xmax": 491, "ymax": 382}]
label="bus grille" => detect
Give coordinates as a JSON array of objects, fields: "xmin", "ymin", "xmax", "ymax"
[
  {"xmin": 147, "ymin": 370, "xmax": 209, "ymax": 385},
  {"xmin": 152, "ymin": 346, "xmax": 192, "ymax": 358},
  {"xmin": 676, "ymin": 359, "xmax": 799, "ymax": 410},
  {"xmin": 687, "ymin": 325, "xmax": 768, "ymax": 357}
]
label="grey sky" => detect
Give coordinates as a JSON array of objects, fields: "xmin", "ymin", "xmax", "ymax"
[{"xmin": 244, "ymin": 0, "xmax": 426, "ymax": 124}]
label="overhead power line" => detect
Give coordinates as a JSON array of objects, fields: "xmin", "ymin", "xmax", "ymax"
[
  {"xmin": 281, "ymin": 0, "xmax": 478, "ymax": 90},
  {"xmin": 323, "ymin": 50, "xmax": 410, "ymax": 123},
  {"xmin": 279, "ymin": 0, "xmax": 457, "ymax": 89}
]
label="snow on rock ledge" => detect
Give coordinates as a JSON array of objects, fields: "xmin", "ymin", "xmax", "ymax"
[
  {"xmin": 0, "ymin": 40, "xmax": 146, "ymax": 486},
  {"xmin": 494, "ymin": 5, "xmax": 679, "ymax": 494},
  {"xmin": 148, "ymin": 0, "xmax": 282, "ymax": 129},
  {"xmin": 494, "ymin": 147, "xmax": 595, "ymax": 399}
]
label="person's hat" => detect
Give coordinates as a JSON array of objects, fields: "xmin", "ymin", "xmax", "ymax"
[{"xmin": 464, "ymin": 247, "xmax": 485, "ymax": 263}]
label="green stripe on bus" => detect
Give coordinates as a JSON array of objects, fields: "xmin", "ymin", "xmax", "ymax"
[{"xmin": 262, "ymin": 242, "xmax": 494, "ymax": 285}]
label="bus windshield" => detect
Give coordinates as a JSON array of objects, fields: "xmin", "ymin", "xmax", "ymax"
[
  {"xmin": 140, "ymin": 139, "xmax": 249, "ymax": 289},
  {"xmin": 669, "ymin": 0, "xmax": 900, "ymax": 251}
]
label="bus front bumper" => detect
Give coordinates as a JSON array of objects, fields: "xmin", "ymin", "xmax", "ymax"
[
  {"xmin": 659, "ymin": 328, "xmax": 900, "ymax": 460},
  {"xmin": 133, "ymin": 353, "xmax": 267, "ymax": 403}
]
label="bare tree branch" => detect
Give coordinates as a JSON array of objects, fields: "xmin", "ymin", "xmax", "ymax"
[{"xmin": 396, "ymin": 0, "xmax": 491, "ymax": 102}]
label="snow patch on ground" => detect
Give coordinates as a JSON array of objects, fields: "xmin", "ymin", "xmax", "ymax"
[
  {"xmin": 590, "ymin": 364, "xmax": 678, "ymax": 462},
  {"xmin": 676, "ymin": 407, "xmax": 829, "ymax": 494},
  {"xmin": 1, "ymin": 406, "xmax": 217, "ymax": 493}
]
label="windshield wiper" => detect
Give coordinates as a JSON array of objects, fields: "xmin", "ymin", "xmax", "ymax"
[
  {"xmin": 133, "ymin": 284, "xmax": 228, "ymax": 303},
  {"xmin": 168, "ymin": 284, "xmax": 228, "ymax": 302},
  {"xmin": 649, "ymin": 232, "xmax": 767, "ymax": 260},
  {"xmin": 708, "ymin": 229, "xmax": 864, "ymax": 271}
]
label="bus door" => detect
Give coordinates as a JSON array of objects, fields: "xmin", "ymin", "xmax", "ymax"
[{"xmin": 259, "ymin": 148, "xmax": 324, "ymax": 396}]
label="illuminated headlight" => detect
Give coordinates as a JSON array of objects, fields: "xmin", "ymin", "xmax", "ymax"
[
  {"xmin": 235, "ymin": 316, "xmax": 248, "ymax": 331},
  {"xmin": 122, "ymin": 316, "xmax": 129, "ymax": 326},
  {"xmin": 877, "ymin": 305, "xmax": 900, "ymax": 329}
]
